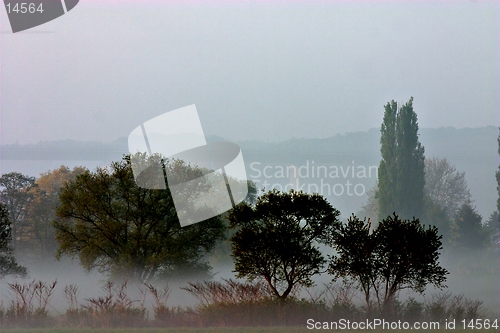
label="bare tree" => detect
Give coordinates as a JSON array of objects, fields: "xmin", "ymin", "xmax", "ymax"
[
  {"xmin": 424, "ymin": 157, "xmax": 471, "ymax": 218},
  {"xmin": 359, "ymin": 184, "xmax": 379, "ymax": 223}
]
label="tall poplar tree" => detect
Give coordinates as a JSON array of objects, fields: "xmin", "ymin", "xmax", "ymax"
[
  {"xmin": 378, "ymin": 100, "xmax": 398, "ymax": 221},
  {"xmin": 378, "ymin": 97, "xmax": 425, "ymax": 220}
]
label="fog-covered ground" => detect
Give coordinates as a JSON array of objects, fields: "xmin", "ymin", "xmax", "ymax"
[{"xmin": 2, "ymin": 248, "xmax": 498, "ymax": 318}]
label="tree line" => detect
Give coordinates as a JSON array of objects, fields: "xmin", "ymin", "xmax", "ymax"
[
  {"xmin": 1, "ymin": 97, "xmax": 499, "ymax": 316},
  {"xmin": 361, "ymin": 98, "xmax": 497, "ymax": 251}
]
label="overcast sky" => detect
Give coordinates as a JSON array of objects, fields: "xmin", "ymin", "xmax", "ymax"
[{"xmin": 1, "ymin": 0, "xmax": 498, "ymax": 145}]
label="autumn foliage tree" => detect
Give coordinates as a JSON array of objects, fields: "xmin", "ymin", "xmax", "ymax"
[
  {"xmin": 25, "ymin": 166, "xmax": 86, "ymax": 263},
  {"xmin": 53, "ymin": 156, "xmax": 226, "ymax": 282}
]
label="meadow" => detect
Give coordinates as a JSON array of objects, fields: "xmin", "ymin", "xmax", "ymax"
[
  {"xmin": 1, "ymin": 277, "xmax": 495, "ymax": 331},
  {"xmin": 2, "ymin": 328, "xmax": 496, "ymax": 333}
]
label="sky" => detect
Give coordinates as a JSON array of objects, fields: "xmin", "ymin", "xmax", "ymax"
[
  {"xmin": 1, "ymin": 0, "xmax": 499, "ymax": 145},
  {"xmin": 0, "ymin": 1, "xmax": 499, "ymax": 309}
]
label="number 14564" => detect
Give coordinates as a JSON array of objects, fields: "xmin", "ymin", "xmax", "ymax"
[
  {"xmin": 5, "ymin": 3, "xmax": 44, "ymax": 14},
  {"xmin": 461, "ymin": 319, "xmax": 498, "ymax": 330}
]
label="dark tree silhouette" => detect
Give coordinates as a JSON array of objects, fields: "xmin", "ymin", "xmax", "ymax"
[
  {"xmin": 0, "ymin": 203, "xmax": 28, "ymax": 279},
  {"xmin": 0, "ymin": 172, "xmax": 36, "ymax": 249},
  {"xmin": 229, "ymin": 189, "xmax": 341, "ymax": 301},
  {"xmin": 329, "ymin": 213, "xmax": 448, "ymax": 316},
  {"xmin": 328, "ymin": 215, "xmax": 377, "ymax": 311}
]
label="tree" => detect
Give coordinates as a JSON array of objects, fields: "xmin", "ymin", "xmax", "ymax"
[
  {"xmin": 372, "ymin": 214, "xmax": 447, "ymax": 314},
  {"xmin": 329, "ymin": 213, "xmax": 448, "ymax": 316},
  {"xmin": 328, "ymin": 215, "xmax": 376, "ymax": 311},
  {"xmin": 358, "ymin": 184, "xmax": 379, "ymax": 223},
  {"xmin": 496, "ymin": 128, "xmax": 500, "ymax": 221},
  {"xmin": 488, "ymin": 128, "xmax": 500, "ymax": 244},
  {"xmin": 53, "ymin": 155, "xmax": 226, "ymax": 282},
  {"xmin": 24, "ymin": 166, "xmax": 86, "ymax": 263},
  {"xmin": 0, "ymin": 172, "xmax": 36, "ymax": 249},
  {"xmin": 451, "ymin": 202, "xmax": 487, "ymax": 250},
  {"xmin": 424, "ymin": 157, "xmax": 471, "ymax": 218},
  {"xmin": 378, "ymin": 100, "xmax": 398, "ymax": 221},
  {"xmin": 229, "ymin": 189, "xmax": 341, "ymax": 301},
  {"xmin": 485, "ymin": 211, "xmax": 499, "ymax": 240},
  {"xmin": 378, "ymin": 97, "xmax": 425, "ymax": 220},
  {"xmin": 364, "ymin": 157, "xmax": 471, "ymax": 244},
  {"xmin": 423, "ymin": 157, "xmax": 471, "ymax": 244},
  {"xmin": 208, "ymin": 180, "xmax": 259, "ymax": 265},
  {"xmin": 0, "ymin": 203, "xmax": 28, "ymax": 279},
  {"xmin": 423, "ymin": 198, "xmax": 452, "ymax": 245}
]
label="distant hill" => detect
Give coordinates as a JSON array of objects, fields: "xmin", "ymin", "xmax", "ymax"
[{"xmin": 1, "ymin": 126, "xmax": 497, "ymax": 218}]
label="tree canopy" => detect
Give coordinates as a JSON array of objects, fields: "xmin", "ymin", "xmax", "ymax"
[
  {"xmin": 24, "ymin": 166, "xmax": 86, "ymax": 263},
  {"xmin": 0, "ymin": 203, "xmax": 28, "ymax": 279},
  {"xmin": 450, "ymin": 202, "xmax": 487, "ymax": 251},
  {"xmin": 496, "ymin": 128, "xmax": 500, "ymax": 219},
  {"xmin": 424, "ymin": 157, "xmax": 471, "ymax": 218},
  {"xmin": 422, "ymin": 157, "xmax": 472, "ymax": 243},
  {"xmin": 362, "ymin": 157, "xmax": 473, "ymax": 246},
  {"xmin": 0, "ymin": 172, "xmax": 36, "ymax": 249},
  {"xmin": 329, "ymin": 213, "xmax": 448, "ymax": 316},
  {"xmin": 229, "ymin": 189, "xmax": 341, "ymax": 300},
  {"xmin": 378, "ymin": 97, "xmax": 425, "ymax": 220},
  {"xmin": 327, "ymin": 215, "xmax": 376, "ymax": 309},
  {"xmin": 53, "ymin": 155, "xmax": 226, "ymax": 282}
]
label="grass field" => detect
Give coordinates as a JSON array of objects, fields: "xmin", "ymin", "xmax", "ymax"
[
  {"xmin": 0, "ymin": 329, "xmax": 468, "ymax": 333},
  {"xmin": 0, "ymin": 328, "xmax": 313, "ymax": 333},
  {"xmin": 2, "ymin": 278, "xmax": 497, "ymax": 333}
]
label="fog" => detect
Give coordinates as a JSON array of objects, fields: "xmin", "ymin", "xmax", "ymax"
[
  {"xmin": 1, "ymin": 1, "xmax": 498, "ymax": 145},
  {"xmin": 0, "ymin": 257, "xmax": 221, "ymax": 315},
  {"xmin": 1, "ymin": 0, "xmax": 499, "ymax": 326},
  {"xmin": 1, "ymin": 246, "xmax": 498, "ymax": 320}
]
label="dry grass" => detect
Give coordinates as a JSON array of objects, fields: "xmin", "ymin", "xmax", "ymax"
[
  {"xmin": 0, "ymin": 328, "xmax": 464, "ymax": 333},
  {"xmin": 59, "ymin": 281, "xmax": 147, "ymax": 328},
  {"xmin": 181, "ymin": 279, "xmax": 332, "ymax": 327},
  {"xmin": 2, "ymin": 280, "xmax": 57, "ymax": 327},
  {"xmin": 0, "ymin": 279, "xmax": 492, "ymax": 329}
]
